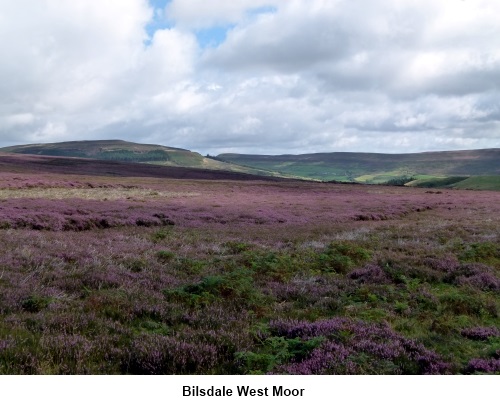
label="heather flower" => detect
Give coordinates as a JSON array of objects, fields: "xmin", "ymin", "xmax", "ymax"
[
  {"xmin": 465, "ymin": 358, "xmax": 500, "ymax": 374},
  {"xmin": 126, "ymin": 334, "xmax": 219, "ymax": 374},
  {"xmin": 461, "ymin": 327, "xmax": 500, "ymax": 341},
  {"xmin": 269, "ymin": 317, "xmax": 450, "ymax": 374},
  {"xmin": 445, "ymin": 263, "xmax": 500, "ymax": 292},
  {"xmin": 348, "ymin": 264, "xmax": 389, "ymax": 284}
]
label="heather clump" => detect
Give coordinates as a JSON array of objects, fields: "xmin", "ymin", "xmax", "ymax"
[
  {"xmin": 126, "ymin": 334, "xmax": 219, "ymax": 374},
  {"xmin": 465, "ymin": 358, "xmax": 500, "ymax": 374},
  {"xmin": 461, "ymin": 326, "xmax": 500, "ymax": 341},
  {"xmin": 424, "ymin": 256, "xmax": 460, "ymax": 273},
  {"xmin": 247, "ymin": 318, "xmax": 452, "ymax": 374},
  {"xmin": 380, "ymin": 258, "xmax": 442, "ymax": 284},
  {"xmin": 444, "ymin": 263, "xmax": 500, "ymax": 292},
  {"xmin": 348, "ymin": 264, "xmax": 389, "ymax": 284}
]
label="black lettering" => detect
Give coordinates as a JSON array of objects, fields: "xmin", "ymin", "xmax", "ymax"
[
  {"xmin": 273, "ymin": 386, "xmax": 305, "ymax": 396},
  {"xmin": 237, "ymin": 386, "xmax": 251, "ymax": 396}
]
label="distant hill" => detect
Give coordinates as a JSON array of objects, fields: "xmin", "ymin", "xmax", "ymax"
[
  {"xmin": 3, "ymin": 141, "xmax": 499, "ymax": 189},
  {"xmin": 0, "ymin": 140, "xmax": 287, "ymax": 178},
  {"xmin": 2, "ymin": 139, "xmax": 186, "ymax": 160},
  {"xmin": 216, "ymin": 149, "xmax": 500, "ymax": 183}
]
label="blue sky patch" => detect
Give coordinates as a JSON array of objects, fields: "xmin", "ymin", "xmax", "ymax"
[
  {"xmin": 246, "ymin": 5, "xmax": 278, "ymax": 18},
  {"xmin": 195, "ymin": 25, "xmax": 234, "ymax": 48},
  {"xmin": 145, "ymin": 0, "xmax": 172, "ymax": 45}
]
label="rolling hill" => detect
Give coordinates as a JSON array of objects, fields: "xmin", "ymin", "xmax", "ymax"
[
  {"xmin": 2, "ymin": 141, "xmax": 500, "ymax": 189},
  {"xmin": 216, "ymin": 149, "xmax": 500, "ymax": 183},
  {"xmin": 0, "ymin": 140, "xmax": 288, "ymax": 179}
]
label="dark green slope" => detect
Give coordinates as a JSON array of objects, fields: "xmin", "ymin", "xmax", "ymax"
[{"xmin": 2, "ymin": 140, "xmax": 196, "ymax": 163}]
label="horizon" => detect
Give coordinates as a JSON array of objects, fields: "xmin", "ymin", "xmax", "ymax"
[
  {"xmin": 2, "ymin": 138, "xmax": 500, "ymax": 158},
  {"xmin": 1, "ymin": 1, "xmax": 500, "ymax": 155}
]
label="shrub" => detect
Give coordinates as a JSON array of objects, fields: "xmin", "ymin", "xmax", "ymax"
[
  {"xmin": 163, "ymin": 269, "xmax": 264, "ymax": 309},
  {"xmin": 439, "ymin": 290, "xmax": 496, "ymax": 317},
  {"xmin": 246, "ymin": 252, "xmax": 297, "ymax": 281},
  {"xmin": 348, "ymin": 264, "xmax": 388, "ymax": 284},
  {"xmin": 224, "ymin": 241, "xmax": 250, "ymax": 254},
  {"xmin": 151, "ymin": 228, "xmax": 171, "ymax": 243},
  {"xmin": 123, "ymin": 258, "xmax": 147, "ymax": 273},
  {"xmin": 267, "ymin": 317, "xmax": 450, "ymax": 374},
  {"xmin": 318, "ymin": 242, "xmax": 371, "ymax": 274},
  {"xmin": 21, "ymin": 295, "xmax": 52, "ymax": 313},
  {"xmin": 174, "ymin": 257, "xmax": 205, "ymax": 275},
  {"xmin": 459, "ymin": 242, "xmax": 499, "ymax": 264},
  {"xmin": 156, "ymin": 250, "xmax": 175, "ymax": 262},
  {"xmin": 236, "ymin": 336, "xmax": 325, "ymax": 374}
]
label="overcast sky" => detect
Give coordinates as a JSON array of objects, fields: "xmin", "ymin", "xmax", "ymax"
[{"xmin": 1, "ymin": 0, "xmax": 500, "ymax": 155}]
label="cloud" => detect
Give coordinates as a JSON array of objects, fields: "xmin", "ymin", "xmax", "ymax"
[{"xmin": 1, "ymin": 0, "xmax": 500, "ymax": 154}]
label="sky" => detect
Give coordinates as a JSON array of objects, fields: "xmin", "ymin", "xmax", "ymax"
[{"xmin": 1, "ymin": 0, "xmax": 500, "ymax": 155}]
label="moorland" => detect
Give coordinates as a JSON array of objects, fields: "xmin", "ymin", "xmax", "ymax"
[
  {"xmin": 3, "ymin": 140, "xmax": 500, "ymax": 188},
  {"xmin": 0, "ymin": 150, "xmax": 499, "ymax": 374}
]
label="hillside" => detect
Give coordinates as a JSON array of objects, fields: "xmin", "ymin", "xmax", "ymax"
[
  {"xmin": 1, "ymin": 139, "xmax": 189, "ymax": 161},
  {"xmin": 3, "ymin": 141, "xmax": 499, "ymax": 188},
  {"xmin": 407, "ymin": 175, "xmax": 500, "ymax": 191},
  {"xmin": 0, "ymin": 153, "xmax": 283, "ymax": 181},
  {"xmin": 216, "ymin": 149, "xmax": 500, "ymax": 183},
  {"xmin": 0, "ymin": 140, "xmax": 286, "ymax": 178}
]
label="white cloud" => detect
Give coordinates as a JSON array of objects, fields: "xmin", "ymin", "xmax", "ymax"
[{"xmin": 1, "ymin": 0, "xmax": 500, "ymax": 154}]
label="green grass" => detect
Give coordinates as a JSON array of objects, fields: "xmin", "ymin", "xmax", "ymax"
[
  {"xmin": 451, "ymin": 176, "xmax": 500, "ymax": 191},
  {"xmin": 407, "ymin": 176, "xmax": 469, "ymax": 188},
  {"xmin": 407, "ymin": 175, "xmax": 500, "ymax": 191}
]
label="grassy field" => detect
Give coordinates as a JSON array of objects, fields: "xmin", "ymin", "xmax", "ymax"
[
  {"xmin": 407, "ymin": 176, "xmax": 500, "ymax": 191},
  {"xmin": 451, "ymin": 176, "xmax": 500, "ymax": 191},
  {"xmin": 0, "ymin": 156, "xmax": 499, "ymax": 375}
]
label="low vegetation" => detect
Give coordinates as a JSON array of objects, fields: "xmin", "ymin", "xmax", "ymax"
[{"xmin": 0, "ymin": 160, "xmax": 498, "ymax": 375}]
